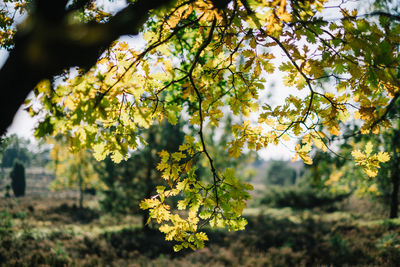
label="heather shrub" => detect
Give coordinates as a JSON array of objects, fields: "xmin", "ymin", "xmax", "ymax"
[
  {"xmin": 0, "ymin": 210, "xmax": 13, "ymax": 238},
  {"xmin": 261, "ymin": 185, "xmax": 349, "ymax": 210}
]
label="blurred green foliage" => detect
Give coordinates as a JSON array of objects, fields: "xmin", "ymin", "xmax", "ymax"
[
  {"xmin": 1, "ymin": 134, "xmax": 31, "ymax": 168},
  {"xmin": 264, "ymin": 160, "xmax": 298, "ymax": 186}
]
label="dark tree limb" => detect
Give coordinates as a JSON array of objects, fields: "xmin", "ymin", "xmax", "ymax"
[{"xmin": 0, "ymin": 0, "xmax": 173, "ymax": 136}]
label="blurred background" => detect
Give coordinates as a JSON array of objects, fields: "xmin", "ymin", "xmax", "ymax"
[{"xmin": 1, "ymin": 113, "xmax": 400, "ymax": 266}]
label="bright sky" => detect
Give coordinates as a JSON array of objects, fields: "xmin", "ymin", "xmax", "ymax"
[{"xmin": 1, "ymin": 0, "xmax": 359, "ymax": 160}]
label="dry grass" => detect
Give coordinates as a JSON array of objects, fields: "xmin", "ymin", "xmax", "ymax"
[
  {"xmin": 1, "ymin": 194, "xmax": 400, "ymax": 266},
  {"xmin": 0, "ymin": 169, "xmax": 399, "ymax": 266}
]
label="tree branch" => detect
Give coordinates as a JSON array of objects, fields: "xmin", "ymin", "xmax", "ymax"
[
  {"xmin": 0, "ymin": 0, "xmax": 173, "ymax": 136},
  {"xmin": 0, "ymin": 0, "xmax": 232, "ymax": 137},
  {"xmin": 187, "ymin": 17, "xmax": 221, "ymax": 207}
]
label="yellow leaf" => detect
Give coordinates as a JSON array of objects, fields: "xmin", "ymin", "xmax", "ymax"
[
  {"xmin": 118, "ymin": 41, "xmax": 129, "ymax": 51},
  {"xmin": 35, "ymin": 79, "xmax": 51, "ymax": 94},
  {"xmin": 111, "ymin": 150, "xmax": 124, "ymax": 163},
  {"xmin": 325, "ymin": 171, "xmax": 343, "ymax": 186},
  {"xmin": 329, "ymin": 126, "xmax": 341, "ymax": 136},
  {"xmin": 228, "ymin": 141, "xmax": 243, "ymax": 158},
  {"xmin": 300, "ymin": 154, "xmax": 313, "ymax": 165},
  {"xmin": 370, "ymin": 125, "xmax": 379, "ymax": 134},
  {"xmin": 365, "ymin": 142, "xmax": 373, "ymax": 156},
  {"xmin": 254, "ymin": 62, "xmax": 262, "ymax": 76},
  {"xmin": 365, "ymin": 169, "xmax": 377, "ymax": 177},
  {"xmin": 64, "ymin": 96, "xmax": 76, "ymax": 110},
  {"xmin": 368, "ymin": 184, "xmax": 378, "ymax": 193},
  {"xmin": 312, "ymin": 136, "xmax": 327, "ymax": 152},
  {"xmin": 351, "ymin": 149, "xmax": 364, "ymax": 160},
  {"xmin": 281, "ymin": 134, "xmax": 290, "ymax": 141},
  {"xmin": 195, "ymin": 232, "xmax": 208, "ymax": 241},
  {"xmin": 377, "ymin": 152, "xmax": 390, "ymax": 163},
  {"xmin": 93, "ymin": 143, "xmax": 106, "ymax": 161},
  {"xmin": 158, "ymin": 150, "xmax": 169, "ymax": 159}
]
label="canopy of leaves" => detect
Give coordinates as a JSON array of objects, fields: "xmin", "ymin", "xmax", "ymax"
[{"xmin": 1, "ymin": 0, "xmax": 400, "ymax": 249}]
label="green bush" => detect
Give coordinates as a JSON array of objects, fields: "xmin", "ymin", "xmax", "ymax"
[
  {"xmin": 261, "ymin": 185, "xmax": 350, "ymax": 210},
  {"xmin": 264, "ymin": 160, "xmax": 298, "ymax": 186},
  {"xmin": 10, "ymin": 160, "xmax": 26, "ymax": 197}
]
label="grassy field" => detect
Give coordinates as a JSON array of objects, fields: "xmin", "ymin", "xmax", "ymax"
[
  {"xmin": 1, "ymin": 192, "xmax": 400, "ymax": 266},
  {"xmin": 0, "ymin": 168, "xmax": 399, "ymax": 266}
]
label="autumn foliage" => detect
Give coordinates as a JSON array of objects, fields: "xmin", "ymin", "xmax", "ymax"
[{"xmin": 1, "ymin": 0, "xmax": 399, "ymax": 249}]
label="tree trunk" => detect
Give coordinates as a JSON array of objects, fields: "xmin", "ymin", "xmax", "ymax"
[
  {"xmin": 141, "ymin": 167, "xmax": 153, "ymax": 231},
  {"xmin": 79, "ymin": 180, "xmax": 84, "ymax": 209},
  {"xmin": 78, "ymin": 164, "xmax": 84, "ymax": 209},
  {"xmin": 142, "ymin": 131, "xmax": 155, "ymax": 231},
  {"xmin": 390, "ymin": 171, "xmax": 399, "ymax": 218},
  {"xmin": 142, "ymin": 181, "xmax": 152, "ymax": 231}
]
